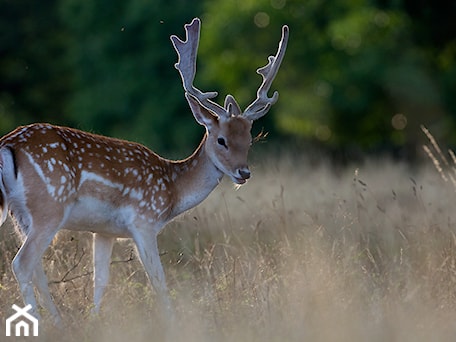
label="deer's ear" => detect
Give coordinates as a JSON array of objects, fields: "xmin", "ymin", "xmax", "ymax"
[{"xmin": 186, "ymin": 93, "xmax": 218, "ymax": 130}]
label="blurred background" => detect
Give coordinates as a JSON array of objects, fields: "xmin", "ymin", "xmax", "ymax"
[{"xmin": 1, "ymin": 0, "xmax": 455, "ymax": 162}]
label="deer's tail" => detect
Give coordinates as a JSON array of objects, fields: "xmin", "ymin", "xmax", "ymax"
[{"xmin": 0, "ymin": 147, "xmax": 16, "ymax": 226}]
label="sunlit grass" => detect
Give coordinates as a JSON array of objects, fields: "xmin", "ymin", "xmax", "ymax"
[{"xmin": 1, "ymin": 154, "xmax": 456, "ymax": 341}]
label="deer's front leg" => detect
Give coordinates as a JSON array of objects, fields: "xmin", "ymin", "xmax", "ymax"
[
  {"xmin": 131, "ymin": 229, "xmax": 173, "ymax": 315},
  {"xmin": 92, "ymin": 233, "xmax": 115, "ymax": 314}
]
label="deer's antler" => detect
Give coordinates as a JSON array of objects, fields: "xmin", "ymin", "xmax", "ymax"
[
  {"xmin": 171, "ymin": 18, "xmax": 289, "ymax": 121},
  {"xmin": 243, "ymin": 25, "xmax": 289, "ymax": 121},
  {"xmin": 170, "ymin": 18, "xmax": 229, "ymax": 119}
]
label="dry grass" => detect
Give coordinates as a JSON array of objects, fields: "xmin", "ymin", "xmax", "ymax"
[{"xmin": 2, "ymin": 153, "xmax": 456, "ymax": 341}]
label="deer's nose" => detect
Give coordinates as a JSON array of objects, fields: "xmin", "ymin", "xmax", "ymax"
[{"xmin": 238, "ymin": 168, "xmax": 251, "ymax": 180}]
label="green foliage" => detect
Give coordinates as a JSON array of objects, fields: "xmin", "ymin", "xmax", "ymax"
[
  {"xmin": 1, "ymin": 0, "xmax": 455, "ymax": 156},
  {"xmin": 200, "ymin": 0, "xmax": 451, "ymax": 151},
  {"xmin": 58, "ymin": 0, "xmax": 203, "ymax": 155},
  {"xmin": 0, "ymin": 0, "xmax": 71, "ymax": 131}
]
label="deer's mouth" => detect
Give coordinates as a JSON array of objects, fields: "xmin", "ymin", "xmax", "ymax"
[
  {"xmin": 231, "ymin": 174, "xmax": 249, "ymax": 185},
  {"xmin": 231, "ymin": 168, "xmax": 251, "ymax": 185},
  {"xmin": 234, "ymin": 177, "xmax": 247, "ymax": 185}
]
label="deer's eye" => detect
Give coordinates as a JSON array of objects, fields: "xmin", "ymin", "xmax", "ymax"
[{"xmin": 217, "ymin": 137, "xmax": 228, "ymax": 149}]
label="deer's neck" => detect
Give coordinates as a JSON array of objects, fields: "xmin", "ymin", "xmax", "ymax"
[{"xmin": 168, "ymin": 133, "xmax": 223, "ymax": 218}]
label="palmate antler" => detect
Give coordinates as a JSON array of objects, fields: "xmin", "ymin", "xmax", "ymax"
[
  {"xmin": 243, "ymin": 25, "xmax": 289, "ymax": 120},
  {"xmin": 170, "ymin": 18, "xmax": 227, "ymax": 118},
  {"xmin": 170, "ymin": 18, "xmax": 289, "ymax": 121}
]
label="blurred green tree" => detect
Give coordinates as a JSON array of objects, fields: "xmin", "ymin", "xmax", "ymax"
[
  {"xmin": 400, "ymin": 0, "xmax": 456, "ymax": 141},
  {"xmin": 199, "ymin": 0, "xmax": 454, "ymax": 156},
  {"xmin": 0, "ymin": 0, "xmax": 70, "ymax": 132},
  {"xmin": 58, "ymin": 0, "xmax": 203, "ymax": 156},
  {"xmin": 1, "ymin": 0, "xmax": 455, "ymax": 158}
]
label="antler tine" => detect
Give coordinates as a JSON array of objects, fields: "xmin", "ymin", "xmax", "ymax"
[
  {"xmin": 243, "ymin": 25, "xmax": 289, "ymax": 121},
  {"xmin": 170, "ymin": 18, "xmax": 228, "ymax": 118}
]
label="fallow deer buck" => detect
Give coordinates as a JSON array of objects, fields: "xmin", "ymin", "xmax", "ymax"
[{"xmin": 0, "ymin": 18, "xmax": 288, "ymax": 323}]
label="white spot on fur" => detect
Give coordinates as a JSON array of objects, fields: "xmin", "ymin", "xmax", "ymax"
[
  {"xmin": 129, "ymin": 189, "xmax": 143, "ymax": 201},
  {"xmin": 47, "ymin": 160, "xmax": 54, "ymax": 172}
]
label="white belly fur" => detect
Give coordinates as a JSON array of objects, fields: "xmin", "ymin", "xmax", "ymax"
[{"xmin": 63, "ymin": 196, "xmax": 136, "ymax": 237}]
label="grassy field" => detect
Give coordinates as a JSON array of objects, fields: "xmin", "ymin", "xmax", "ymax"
[{"xmin": 1, "ymin": 153, "xmax": 456, "ymax": 341}]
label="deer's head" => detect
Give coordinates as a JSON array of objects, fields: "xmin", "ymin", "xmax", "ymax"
[{"xmin": 171, "ymin": 18, "xmax": 288, "ymax": 184}]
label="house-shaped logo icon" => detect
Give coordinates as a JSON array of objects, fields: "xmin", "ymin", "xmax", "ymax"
[{"xmin": 5, "ymin": 304, "xmax": 39, "ymax": 337}]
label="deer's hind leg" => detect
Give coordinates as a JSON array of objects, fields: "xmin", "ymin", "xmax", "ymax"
[
  {"xmin": 12, "ymin": 225, "xmax": 60, "ymax": 321},
  {"xmin": 33, "ymin": 262, "xmax": 62, "ymax": 325},
  {"xmin": 11, "ymin": 202, "xmax": 67, "ymax": 324}
]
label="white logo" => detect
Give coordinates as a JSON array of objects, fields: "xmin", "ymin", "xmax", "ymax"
[{"xmin": 5, "ymin": 304, "xmax": 39, "ymax": 337}]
